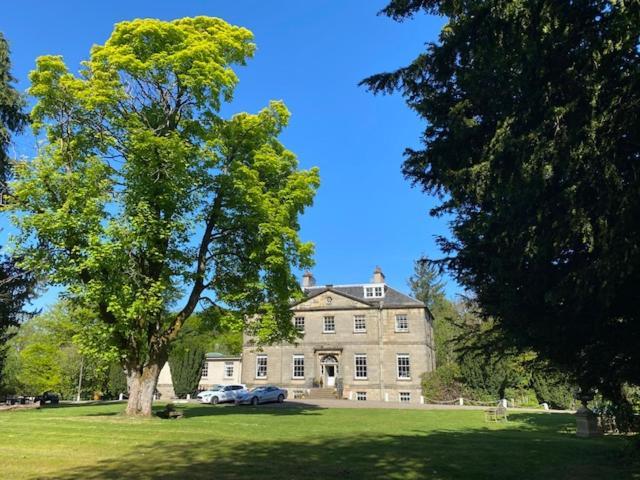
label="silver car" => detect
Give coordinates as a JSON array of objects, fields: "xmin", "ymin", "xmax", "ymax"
[
  {"xmin": 197, "ymin": 384, "xmax": 247, "ymax": 404},
  {"xmin": 235, "ymin": 386, "xmax": 288, "ymax": 405}
]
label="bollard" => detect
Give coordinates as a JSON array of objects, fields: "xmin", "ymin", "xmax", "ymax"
[
  {"xmin": 384, "ymin": 392, "xmax": 389, "ymax": 402},
  {"xmin": 459, "ymin": 397, "xmax": 464, "ymax": 406},
  {"xmin": 542, "ymin": 402, "xmax": 549, "ymax": 411},
  {"xmin": 118, "ymin": 393, "xmax": 123, "ymax": 401},
  {"xmin": 420, "ymin": 395, "xmax": 425, "ymax": 404},
  {"xmin": 186, "ymin": 394, "xmax": 191, "ymax": 401},
  {"xmin": 500, "ymin": 398, "xmax": 508, "ymax": 408}
]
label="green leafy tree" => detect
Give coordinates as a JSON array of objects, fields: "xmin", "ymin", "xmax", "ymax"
[
  {"xmin": 8, "ymin": 17, "xmax": 319, "ymax": 416},
  {"xmin": 1, "ymin": 303, "xmax": 108, "ymax": 399},
  {"xmin": 363, "ymin": 1, "xmax": 640, "ymax": 403}
]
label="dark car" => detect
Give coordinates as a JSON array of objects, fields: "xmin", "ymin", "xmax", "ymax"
[{"xmin": 35, "ymin": 392, "xmax": 59, "ymax": 405}]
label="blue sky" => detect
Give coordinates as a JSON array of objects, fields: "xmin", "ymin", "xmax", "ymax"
[{"xmin": 0, "ymin": 1, "xmax": 458, "ymax": 309}]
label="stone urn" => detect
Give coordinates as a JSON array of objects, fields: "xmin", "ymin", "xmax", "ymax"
[{"xmin": 575, "ymin": 391, "xmax": 602, "ymax": 437}]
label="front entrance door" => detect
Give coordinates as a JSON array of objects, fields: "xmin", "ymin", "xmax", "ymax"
[
  {"xmin": 320, "ymin": 354, "xmax": 339, "ymax": 388},
  {"xmin": 325, "ymin": 365, "xmax": 336, "ymax": 387}
]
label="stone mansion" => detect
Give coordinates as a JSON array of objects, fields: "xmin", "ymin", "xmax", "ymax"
[
  {"xmin": 157, "ymin": 267, "xmax": 436, "ymax": 403},
  {"xmin": 241, "ymin": 267, "xmax": 436, "ymax": 403}
]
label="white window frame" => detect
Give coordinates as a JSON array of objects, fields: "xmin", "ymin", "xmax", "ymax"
[
  {"xmin": 256, "ymin": 355, "xmax": 268, "ymax": 379},
  {"xmin": 201, "ymin": 361, "xmax": 209, "ymax": 378},
  {"xmin": 292, "ymin": 354, "xmax": 305, "ymax": 379},
  {"xmin": 399, "ymin": 392, "xmax": 411, "ymax": 403},
  {"xmin": 353, "ymin": 315, "xmax": 366, "ymax": 333},
  {"xmin": 294, "ymin": 316, "xmax": 305, "ymax": 333},
  {"xmin": 363, "ymin": 284, "xmax": 385, "ymax": 299},
  {"xmin": 395, "ymin": 314, "xmax": 409, "ymax": 333},
  {"xmin": 356, "ymin": 391, "xmax": 367, "ymax": 401},
  {"xmin": 224, "ymin": 361, "xmax": 234, "ymax": 379},
  {"xmin": 323, "ymin": 316, "xmax": 335, "ymax": 333},
  {"xmin": 397, "ymin": 354, "xmax": 411, "ymax": 380},
  {"xmin": 354, "ymin": 354, "xmax": 368, "ymax": 379}
]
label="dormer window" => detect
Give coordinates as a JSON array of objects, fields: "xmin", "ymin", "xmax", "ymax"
[{"xmin": 364, "ymin": 285, "xmax": 384, "ymax": 298}]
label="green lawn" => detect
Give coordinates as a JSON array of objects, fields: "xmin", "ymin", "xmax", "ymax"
[{"xmin": 0, "ymin": 402, "xmax": 636, "ymax": 479}]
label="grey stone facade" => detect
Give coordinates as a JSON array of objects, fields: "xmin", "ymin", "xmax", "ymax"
[{"xmin": 241, "ymin": 268, "xmax": 436, "ymax": 403}]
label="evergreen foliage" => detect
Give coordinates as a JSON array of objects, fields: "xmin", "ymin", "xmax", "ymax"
[
  {"xmin": 409, "ymin": 259, "xmax": 576, "ymax": 406},
  {"xmin": 364, "ymin": 0, "xmax": 640, "ymax": 403},
  {"xmin": 105, "ymin": 362, "xmax": 128, "ymax": 399},
  {"xmin": 0, "ymin": 32, "xmax": 34, "ymax": 390},
  {"xmin": 168, "ymin": 342, "xmax": 206, "ymax": 398}
]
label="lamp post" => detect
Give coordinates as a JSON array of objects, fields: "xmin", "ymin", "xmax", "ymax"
[{"xmin": 76, "ymin": 356, "xmax": 84, "ymax": 403}]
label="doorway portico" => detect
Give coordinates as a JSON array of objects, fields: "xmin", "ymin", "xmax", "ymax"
[
  {"xmin": 320, "ymin": 354, "xmax": 339, "ymax": 387},
  {"xmin": 314, "ymin": 348, "xmax": 341, "ymax": 389}
]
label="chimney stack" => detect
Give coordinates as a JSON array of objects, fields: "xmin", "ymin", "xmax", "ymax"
[
  {"xmin": 372, "ymin": 266, "xmax": 385, "ymax": 284},
  {"xmin": 302, "ymin": 271, "xmax": 316, "ymax": 288}
]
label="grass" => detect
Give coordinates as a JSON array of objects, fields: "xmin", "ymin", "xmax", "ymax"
[{"xmin": 0, "ymin": 401, "xmax": 637, "ymax": 479}]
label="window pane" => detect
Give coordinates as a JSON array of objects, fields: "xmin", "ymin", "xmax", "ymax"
[
  {"xmin": 395, "ymin": 315, "xmax": 409, "ymax": 332},
  {"xmin": 355, "ymin": 354, "xmax": 367, "ymax": 379},
  {"xmin": 292, "ymin": 355, "xmax": 304, "ymax": 378},
  {"xmin": 295, "ymin": 316, "xmax": 305, "ymax": 332},
  {"xmin": 354, "ymin": 315, "xmax": 366, "ymax": 332},
  {"xmin": 323, "ymin": 316, "xmax": 335, "ymax": 332},
  {"xmin": 256, "ymin": 355, "xmax": 267, "ymax": 378},
  {"xmin": 397, "ymin": 355, "xmax": 410, "ymax": 379},
  {"xmin": 224, "ymin": 362, "xmax": 234, "ymax": 378}
]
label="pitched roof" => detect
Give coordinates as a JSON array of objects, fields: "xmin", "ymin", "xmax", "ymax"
[
  {"xmin": 205, "ymin": 352, "xmax": 241, "ymax": 361},
  {"xmin": 300, "ymin": 284, "xmax": 424, "ymax": 308}
]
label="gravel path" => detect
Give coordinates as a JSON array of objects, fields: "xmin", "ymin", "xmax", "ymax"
[{"xmin": 243, "ymin": 398, "xmax": 574, "ymax": 414}]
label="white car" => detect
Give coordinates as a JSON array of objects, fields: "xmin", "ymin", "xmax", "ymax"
[{"xmin": 197, "ymin": 384, "xmax": 247, "ymax": 405}]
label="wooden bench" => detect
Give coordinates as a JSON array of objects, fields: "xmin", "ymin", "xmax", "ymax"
[{"xmin": 484, "ymin": 405, "xmax": 508, "ymax": 422}]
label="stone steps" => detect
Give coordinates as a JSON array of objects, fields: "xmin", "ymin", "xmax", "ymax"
[{"xmin": 308, "ymin": 388, "xmax": 337, "ymax": 399}]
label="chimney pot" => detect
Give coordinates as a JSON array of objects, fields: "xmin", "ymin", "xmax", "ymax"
[
  {"xmin": 302, "ymin": 271, "xmax": 316, "ymax": 288},
  {"xmin": 372, "ymin": 266, "xmax": 385, "ymax": 284}
]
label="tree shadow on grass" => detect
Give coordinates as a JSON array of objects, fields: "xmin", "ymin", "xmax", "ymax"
[
  {"xmin": 45, "ymin": 400, "xmax": 323, "ymax": 418},
  {"xmin": 180, "ymin": 400, "xmax": 324, "ymax": 418},
  {"xmin": 35, "ymin": 418, "xmax": 635, "ymax": 480},
  {"xmin": 506, "ymin": 413, "xmax": 576, "ymax": 434}
]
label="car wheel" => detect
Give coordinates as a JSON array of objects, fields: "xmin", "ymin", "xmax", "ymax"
[
  {"xmin": 251, "ymin": 396, "xmax": 259, "ymax": 406},
  {"xmin": 277, "ymin": 394, "xmax": 284, "ymax": 403},
  {"xmin": 210, "ymin": 396, "xmax": 219, "ymax": 405}
]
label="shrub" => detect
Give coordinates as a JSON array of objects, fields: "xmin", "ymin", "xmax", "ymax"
[
  {"xmin": 531, "ymin": 370, "xmax": 577, "ymax": 410},
  {"xmin": 169, "ymin": 344, "xmax": 206, "ymax": 398},
  {"xmin": 104, "ymin": 362, "xmax": 128, "ymax": 399},
  {"xmin": 421, "ymin": 363, "xmax": 467, "ymax": 401}
]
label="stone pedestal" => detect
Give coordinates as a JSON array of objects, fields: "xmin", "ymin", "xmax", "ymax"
[{"xmin": 575, "ymin": 406, "xmax": 602, "ymax": 437}]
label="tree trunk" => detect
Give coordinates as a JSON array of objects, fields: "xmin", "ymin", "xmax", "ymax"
[{"xmin": 125, "ymin": 359, "xmax": 164, "ymax": 417}]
